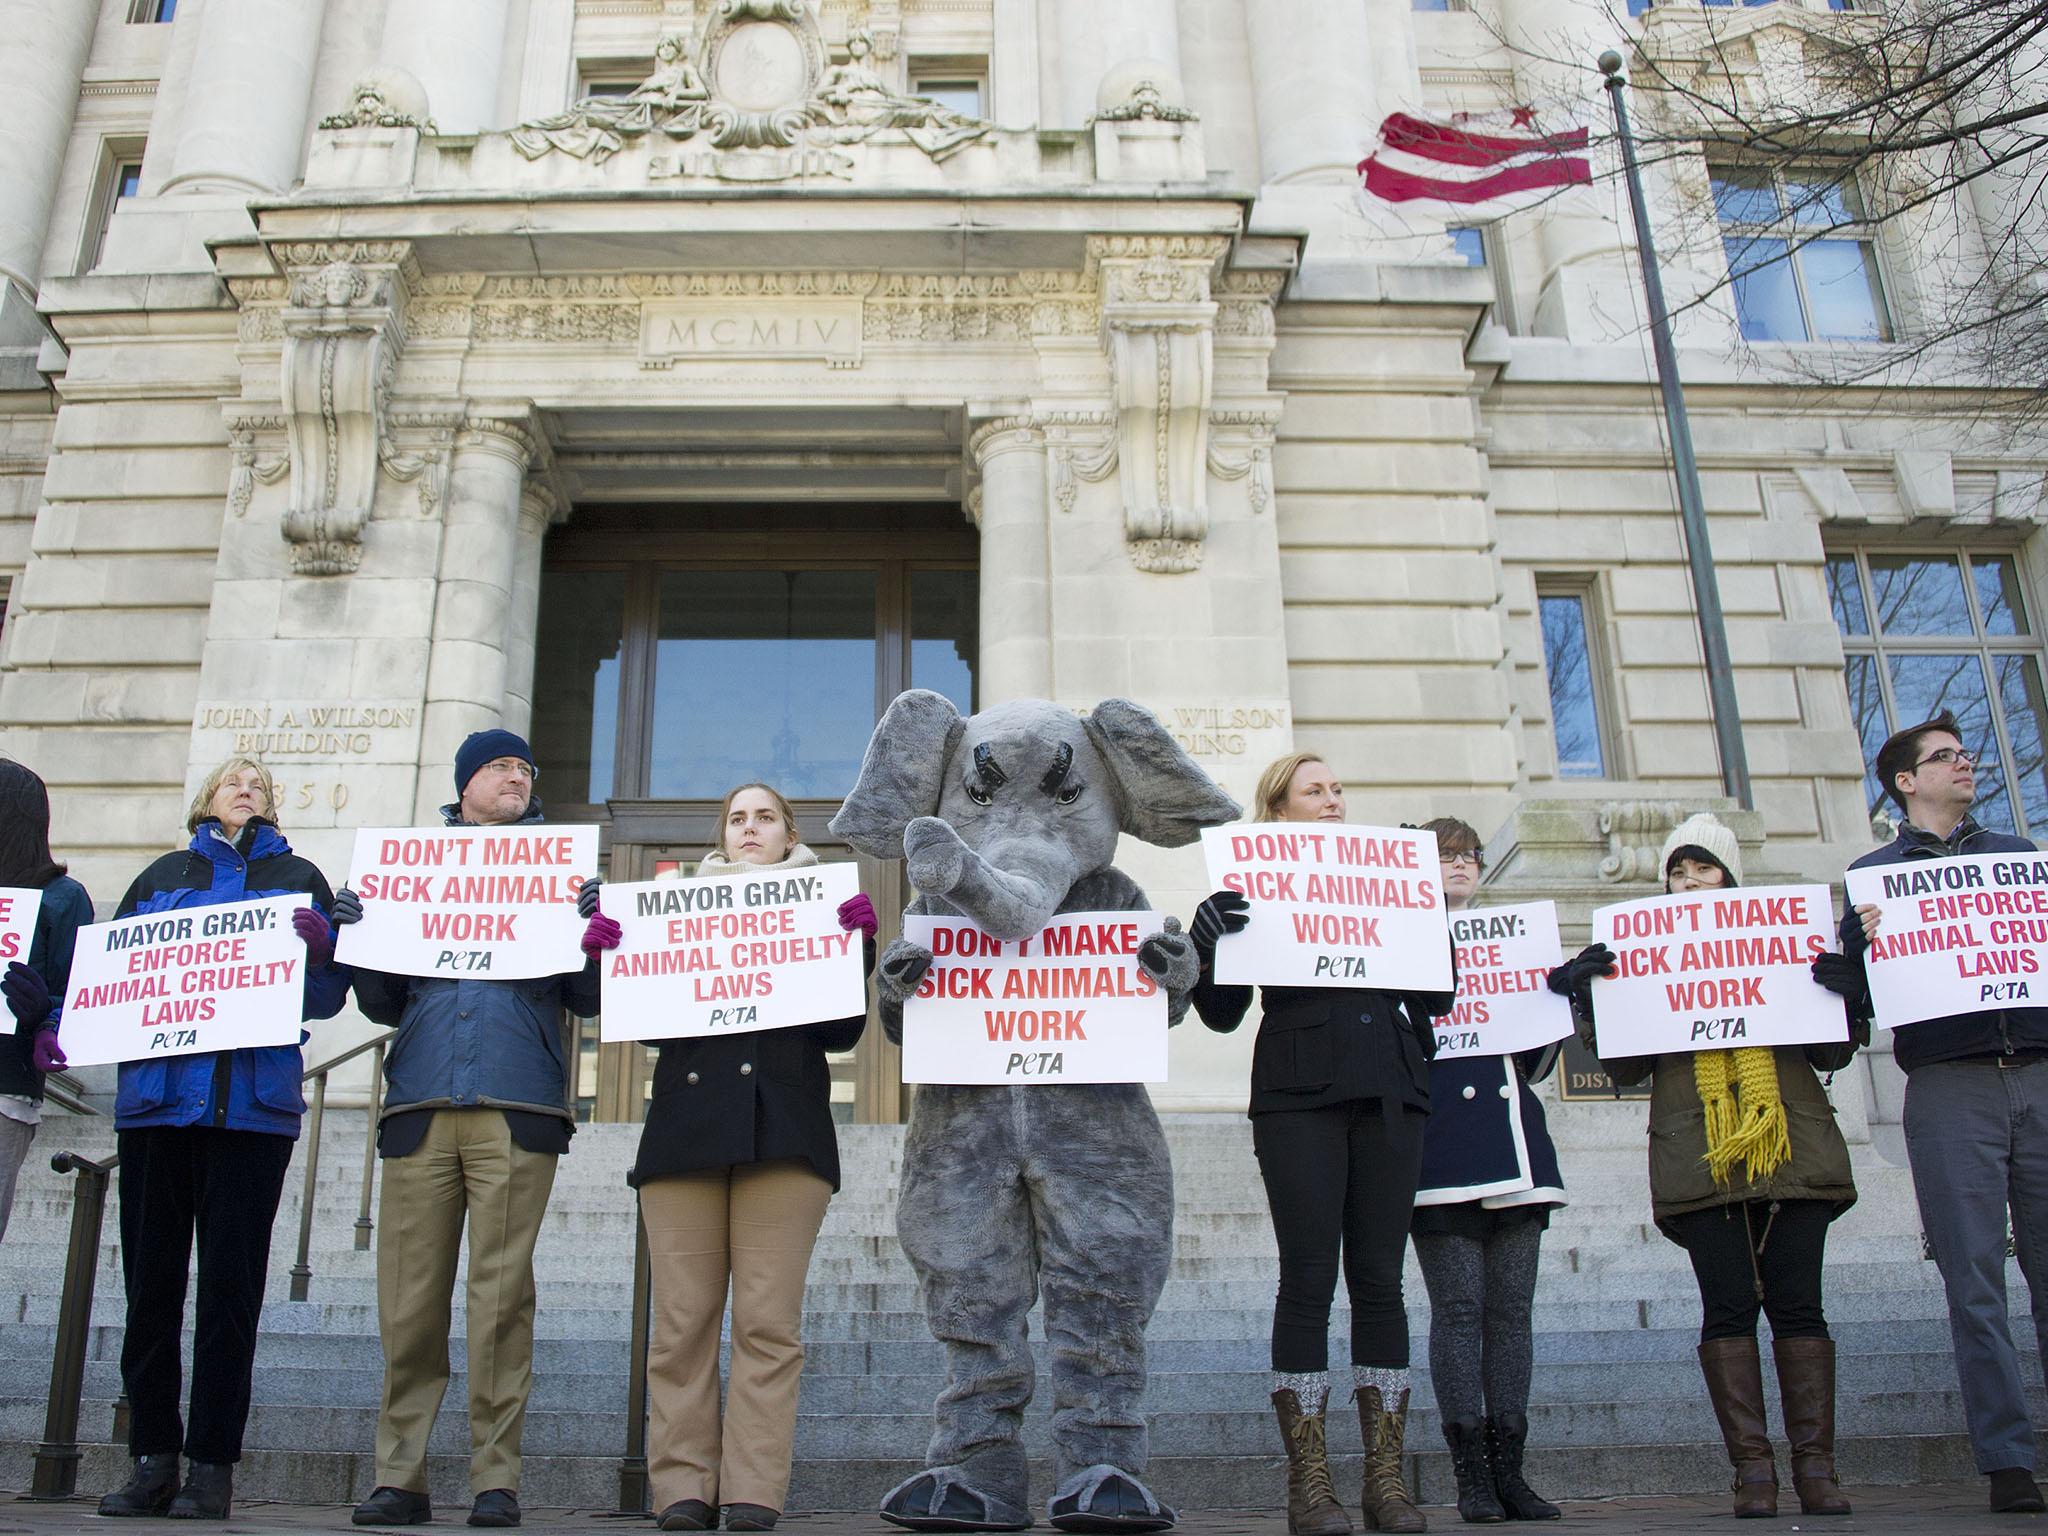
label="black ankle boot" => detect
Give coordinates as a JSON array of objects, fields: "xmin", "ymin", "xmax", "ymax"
[
  {"xmin": 168, "ymin": 1461, "xmax": 233, "ymax": 1519},
  {"xmin": 99, "ymin": 1454, "xmax": 182, "ymax": 1517},
  {"xmin": 1486, "ymin": 1415, "xmax": 1559, "ymax": 1522},
  {"xmin": 1444, "ymin": 1416, "xmax": 1505, "ymax": 1523}
]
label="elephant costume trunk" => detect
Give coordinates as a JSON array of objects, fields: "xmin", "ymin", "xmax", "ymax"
[{"xmin": 933, "ymin": 835, "xmax": 1081, "ymax": 943}]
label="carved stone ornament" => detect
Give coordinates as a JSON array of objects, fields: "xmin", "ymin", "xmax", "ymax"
[
  {"xmin": 1090, "ymin": 236, "xmax": 1226, "ymax": 574},
  {"xmin": 318, "ymin": 69, "xmax": 436, "ymax": 133},
  {"xmin": 1597, "ymin": 800, "xmax": 1690, "ymax": 884},
  {"xmin": 224, "ymin": 414, "xmax": 289, "ymax": 520},
  {"xmin": 1207, "ymin": 409, "xmax": 1279, "ymax": 517},
  {"xmin": 276, "ymin": 243, "xmax": 415, "ymax": 575},
  {"xmin": 509, "ymin": 0, "xmax": 990, "ymax": 174}
]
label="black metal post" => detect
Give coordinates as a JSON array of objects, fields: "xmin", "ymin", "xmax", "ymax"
[
  {"xmin": 31, "ymin": 1152, "xmax": 114, "ymax": 1499},
  {"xmin": 355, "ymin": 1040, "xmax": 384, "ymax": 1251},
  {"xmin": 618, "ymin": 1212, "xmax": 653, "ymax": 1514},
  {"xmin": 289, "ymin": 1070, "xmax": 327, "ymax": 1301},
  {"xmin": 1600, "ymin": 50, "xmax": 1753, "ymax": 809}
]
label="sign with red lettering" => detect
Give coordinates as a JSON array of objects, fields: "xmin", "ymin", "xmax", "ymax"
[
  {"xmin": 0, "ymin": 887, "xmax": 44, "ymax": 1025},
  {"xmin": 1845, "ymin": 852, "xmax": 2048, "ymax": 1029},
  {"xmin": 1199, "ymin": 823, "xmax": 1451, "ymax": 991},
  {"xmin": 599, "ymin": 862, "xmax": 866, "ymax": 1041},
  {"xmin": 1589, "ymin": 884, "xmax": 1846, "ymax": 1056},
  {"xmin": 59, "ymin": 894, "xmax": 310, "ymax": 1066},
  {"xmin": 1438, "ymin": 902, "xmax": 1572, "ymax": 1060},
  {"xmin": 335, "ymin": 825, "xmax": 598, "ymax": 979},
  {"xmin": 899, "ymin": 912, "xmax": 1167, "ymax": 1084}
]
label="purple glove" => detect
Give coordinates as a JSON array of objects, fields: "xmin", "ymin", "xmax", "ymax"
[
  {"xmin": 838, "ymin": 893, "xmax": 878, "ymax": 939},
  {"xmin": 1, "ymin": 962, "xmax": 51, "ymax": 1031},
  {"xmin": 582, "ymin": 913, "xmax": 623, "ymax": 957},
  {"xmin": 293, "ymin": 906, "xmax": 336, "ymax": 969},
  {"xmin": 30, "ymin": 1028, "xmax": 65, "ymax": 1074}
]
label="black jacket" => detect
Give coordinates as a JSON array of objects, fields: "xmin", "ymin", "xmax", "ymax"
[
  {"xmin": 1193, "ymin": 979, "xmax": 1450, "ymax": 1117},
  {"xmin": 630, "ymin": 936, "xmax": 873, "ymax": 1192},
  {"xmin": 1844, "ymin": 816, "xmax": 2048, "ymax": 1073}
]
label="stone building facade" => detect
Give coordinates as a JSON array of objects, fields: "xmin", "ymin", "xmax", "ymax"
[{"xmin": 0, "ymin": 0, "xmax": 2042, "ymax": 1134}]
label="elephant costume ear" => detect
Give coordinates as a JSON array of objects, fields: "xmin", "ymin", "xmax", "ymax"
[
  {"xmin": 830, "ymin": 689, "xmax": 967, "ymax": 858},
  {"xmin": 1083, "ymin": 699, "xmax": 1244, "ymax": 848}
]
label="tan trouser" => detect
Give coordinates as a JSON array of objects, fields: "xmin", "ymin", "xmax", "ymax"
[
  {"xmin": 373, "ymin": 1109, "xmax": 559, "ymax": 1496},
  {"xmin": 643, "ymin": 1159, "xmax": 832, "ymax": 1513}
]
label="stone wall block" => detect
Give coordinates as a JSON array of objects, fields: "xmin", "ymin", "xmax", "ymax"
[
  {"xmin": 349, "ymin": 637, "xmax": 432, "ymax": 699},
  {"xmin": 195, "ymin": 637, "xmax": 356, "ymax": 697},
  {"xmin": 424, "ymin": 639, "xmax": 509, "ymax": 706},
  {"xmin": 276, "ymin": 575, "xmax": 439, "ymax": 642},
  {"xmin": 197, "ymin": 579, "xmax": 283, "ymax": 641},
  {"xmin": 3, "ymin": 608, "xmax": 206, "ymax": 668},
  {"xmin": 0, "ymin": 728, "xmax": 186, "ymax": 787},
  {"xmin": 39, "ymin": 446, "xmax": 233, "ymax": 503},
  {"xmin": 31, "ymin": 502, "xmax": 228, "ymax": 557}
]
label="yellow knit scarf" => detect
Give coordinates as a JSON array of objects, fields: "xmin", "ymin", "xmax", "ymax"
[{"xmin": 1694, "ymin": 1047, "xmax": 1790, "ymax": 1186}]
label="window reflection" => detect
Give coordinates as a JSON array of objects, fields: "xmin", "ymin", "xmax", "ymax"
[
  {"xmin": 911, "ymin": 569, "xmax": 977, "ymax": 715},
  {"xmin": 1888, "ymin": 653, "xmax": 2011, "ymax": 831},
  {"xmin": 1869, "ymin": 554, "xmax": 1971, "ymax": 637},
  {"xmin": 1541, "ymin": 592, "xmax": 1607, "ymax": 778},
  {"xmin": 533, "ymin": 569, "xmax": 626, "ymax": 803}
]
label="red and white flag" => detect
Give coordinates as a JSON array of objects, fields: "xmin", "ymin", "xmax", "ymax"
[{"xmin": 1359, "ymin": 107, "xmax": 1592, "ymax": 214}]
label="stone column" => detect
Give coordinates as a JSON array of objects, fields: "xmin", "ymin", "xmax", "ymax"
[
  {"xmin": 1055, "ymin": 0, "xmax": 1179, "ymax": 128},
  {"xmin": 381, "ymin": 0, "xmax": 511, "ymax": 135},
  {"xmin": 160, "ymin": 0, "xmax": 331, "ymax": 196},
  {"xmin": 515, "ymin": 0, "xmax": 578, "ymax": 121},
  {"xmin": 1244, "ymin": 0, "xmax": 1373, "ymax": 187},
  {"xmin": 416, "ymin": 414, "xmax": 535, "ymax": 819},
  {"xmin": 499, "ymin": 483, "xmax": 556, "ymax": 738},
  {"xmin": 970, "ymin": 418, "xmax": 1052, "ymax": 705},
  {"xmin": 990, "ymin": 0, "xmax": 1040, "ymax": 129},
  {"xmin": 0, "ymin": 0, "xmax": 98, "ymax": 292}
]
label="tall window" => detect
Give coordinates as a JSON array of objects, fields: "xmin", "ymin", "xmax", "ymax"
[
  {"xmin": 1828, "ymin": 548, "xmax": 2048, "ymax": 837},
  {"xmin": 128, "ymin": 0, "xmax": 176, "ymax": 21},
  {"xmin": 910, "ymin": 62, "xmax": 986, "ymax": 118},
  {"xmin": 83, "ymin": 146, "xmax": 145, "ymax": 272},
  {"xmin": 1712, "ymin": 164, "xmax": 1892, "ymax": 342},
  {"xmin": 1538, "ymin": 583, "xmax": 1613, "ymax": 779}
]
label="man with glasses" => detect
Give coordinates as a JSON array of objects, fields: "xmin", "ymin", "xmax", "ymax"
[
  {"xmin": 338, "ymin": 730, "xmax": 603, "ymax": 1530},
  {"xmin": 1814, "ymin": 709, "xmax": 2048, "ymax": 1514}
]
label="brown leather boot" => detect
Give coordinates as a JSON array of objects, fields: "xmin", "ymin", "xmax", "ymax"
[
  {"xmin": 1355, "ymin": 1385, "xmax": 1427, "ymax": 1533},
  {"xmin": 1273, "ymin": 1389, "xmax": 1354, "ymax": 1536},
  {"xmin": 1699, "ymin": 1338, "xmax": 1778, "ymax": 1518},
  {"xmin": 1773, "ymin": 1337, "xmax": 1850, "ymax": 1516}
]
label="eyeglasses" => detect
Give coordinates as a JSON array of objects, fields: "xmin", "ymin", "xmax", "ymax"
[
  {"xmin": 484, "ymin": 758, "xmax": 539, "ymax": 781},
  {"xmin": 1439, "ymin": 851, "xmax": 1482, "ymax": 868},
  {"xmin": 1913, "ymin": 747, "xmax": 1976, "ymax": 770}
]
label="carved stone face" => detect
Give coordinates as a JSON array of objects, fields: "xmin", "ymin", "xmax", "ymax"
[{"xmin": 318, "ymin": 261, "xmax": 363, "ymax": 307}]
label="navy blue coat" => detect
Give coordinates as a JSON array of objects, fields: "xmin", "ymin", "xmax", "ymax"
[
  {"xmin": 0, "ymin": 874, "xmax": 95, "ymax": 1102},
  {"xmin": 1845, "ymin": 816, "xmax": 2048, "ymax": 1073},
  {"xmin": 1414, "ymin": 1046, "xmax": 1565, "ymax": 1209}
]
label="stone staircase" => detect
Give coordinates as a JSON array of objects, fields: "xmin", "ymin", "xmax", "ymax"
[{"xmin": 0, "ymin": 1108, "xmax": 2030, "ymax": 1511}]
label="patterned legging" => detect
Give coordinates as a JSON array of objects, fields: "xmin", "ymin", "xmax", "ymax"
[{"xmin": 1412, "ymin": 1217, "xmax": 1543, "ymax": 1423}]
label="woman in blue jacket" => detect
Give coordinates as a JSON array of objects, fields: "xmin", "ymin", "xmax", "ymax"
[
  {"xmin": 97, "ymin": 757, "xmax": 349, "ymax": 1522},
  {"xmin": 0, "ymin": 759, "xmax": 96, "ymax": 1240}
]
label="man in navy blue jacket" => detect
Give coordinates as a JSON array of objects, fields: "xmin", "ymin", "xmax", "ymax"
[
  {"xmin": 1817, "ymin": 710, "xmax": 2048, "ymax": 1514},
  {"xmin": 341, "ymin": 731, "xmax": 601, "ymax": 1531}
]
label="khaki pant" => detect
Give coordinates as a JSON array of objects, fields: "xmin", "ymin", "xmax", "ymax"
[
  {"xmin": 373, "ymin": 1109, "xmax": 558, "ymax": 1496},
  {"xmin": 643, "ymin": 1159, "xmax": 832, "ymax": 1513}
]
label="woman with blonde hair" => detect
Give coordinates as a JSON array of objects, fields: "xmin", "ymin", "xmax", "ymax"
[
  {"xmin": 1549, "ymin": 812, "xmax": 1861, "ymax": 1520},
  {"xmin": 582, "ymin": 782, "xmax": 875, "ymax": 1532},
  {"xmin": 97, "ymin": 757, "xmax": 350, "ymax": 1521},
  {"xmin": 1191, "ymin": 753, "xmax": 1452, "ymax": 1535}
]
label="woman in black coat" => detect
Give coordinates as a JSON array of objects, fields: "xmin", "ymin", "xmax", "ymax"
[
  {"xmin": 583, "ymin": 783, "xmax": 872, "ymax": 1534},
  {"xmin": 1192, "ymin": 753, "xmax": 1452, "ymax": 1536}
]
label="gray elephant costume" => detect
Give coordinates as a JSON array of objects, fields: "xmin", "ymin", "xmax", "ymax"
[{"xmin": 830, "ymin": 692, "xmax": 1241, "ymax": 1534}]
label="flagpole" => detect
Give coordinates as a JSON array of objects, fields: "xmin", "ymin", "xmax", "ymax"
[{"xmin": 1599, "ymin": 50, "xmax": 1752, "ymax": 811}]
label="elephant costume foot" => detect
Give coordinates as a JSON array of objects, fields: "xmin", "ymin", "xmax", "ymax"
[
  {"xmin": 880, "ymin": 1468, "xmax": 1034, "ymax": 1533},
  {"xmin": 1046, "ymin": 1467, "xmax": 1177, "ymax": 1535}
]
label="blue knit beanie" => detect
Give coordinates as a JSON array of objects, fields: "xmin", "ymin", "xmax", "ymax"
[{"xmin": 455, "ymin": 729, "xmax": 535, "ymax": 796}]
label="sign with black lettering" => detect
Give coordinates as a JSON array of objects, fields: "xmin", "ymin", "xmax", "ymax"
[
  {"xmin": 1845, "ymin": 852, "xmax": 2048, "ymax": 1028},
  {"xmin": 899, "ymin": 913, "xmax": 1166, "ymax": 1084},
  {"xmin": 1589, "ymin": 884, "xmax": 1846, "ymax": 1056},
  {"xmin": 1438, "ymin": 902, "xmax": 1572, "ymax": 1059}
]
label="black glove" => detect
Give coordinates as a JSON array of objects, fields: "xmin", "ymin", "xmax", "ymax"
[
  {"xmin": 1190, "ymin": 890, "xmax": 1250, "ymax": 959},
  {"xmin": 2, "ymin": 962, "xmax": 51, "ymax": 1031},
  {"xmin": 577, "ymin": 876, "xmax": 604, "ymax": 920},
  {"xmin": 330, "ymin": 887, "xmax": 364, "ymax": 926},
  {"xmin": 1547, "ymin": 943, "xmax": 1616, "ymax": 998},
  {"xmin": 1812, "ymin": 951, "xmax": 1871, "ymax": 1008}
]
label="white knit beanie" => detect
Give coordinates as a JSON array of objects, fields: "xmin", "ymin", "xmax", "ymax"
[{"xmin": 1659, "ymin": 812, "xmax": 1743, "ymax": 887}]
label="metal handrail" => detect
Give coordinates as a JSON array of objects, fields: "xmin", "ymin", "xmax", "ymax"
[
  {"xmin": 27, "ymin": 1031, "xmax": 392, "ymax": 1499},
  {"xmin": 620, "ymin": 1214, "xmax": 653, "ymax": 1514}
]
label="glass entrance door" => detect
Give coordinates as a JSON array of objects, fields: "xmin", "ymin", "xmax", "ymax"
[{"xmin": 529, "ymin": 505, "xmax": 978, "ymax": 1123}]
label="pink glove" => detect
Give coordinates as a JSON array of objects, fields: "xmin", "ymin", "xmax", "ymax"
[
  {"xmin": 838, "ymin": 893, "xmax": 878, "ymax": 939},
  {"xmin": 582, "ymin": 913, "xmax": 623, "ymax": 957},
  {"xmin": 293, "ymin": 905, "xmax": 336, "ymax": 969},
  {"xmin": 31, "ymin": 1028, "xmax": 66, "ymax": 1074}
]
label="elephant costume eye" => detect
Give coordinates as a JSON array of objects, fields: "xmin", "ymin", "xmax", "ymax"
[
  {"xmin": 966, "ymin": 782, "xmax": 994, "ymax": 807},
  {"xmin": 1055, "ymin": 782, "xmax": 1084, "ymax": 806}
]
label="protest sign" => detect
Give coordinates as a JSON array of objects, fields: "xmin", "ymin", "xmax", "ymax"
[
  {"xmin": 1588, "ymin": 884, "xmax": 1846, "ymax": 1057},
  {"xmin": 900, "ymin": 912, "xmax": 1167, "ymax": 1085},
  {"xmin": 0, "ymin": 887, "xmax": 44, "ymax": 1027},
  {"xmin": 1436, "ymin": 901, "xmax": 1572, "ymax": 1060},
  {"xmin": 1845, "ymin": 851, "xmax": 2048, "ymax": 1029},
  {"xmin": 336, "ymin": 824, "xmax": 597, "ymax": 980},
  {"xmin": 60, "ymin": 894, "xmax": 310, "ymax": 1066},
  {"xmin": 600, "ymin": 862, "xmax": 866, "ymax": 1042},
  {"xmin": 1200, "ymin": 823, "xmax": 1451, "ymax": 991}
]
